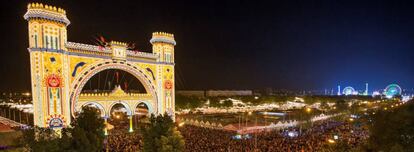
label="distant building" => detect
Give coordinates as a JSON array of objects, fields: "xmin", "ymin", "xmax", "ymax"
[
  {"xmin": 205, "ymin": 90, "xmax": 253, "ymax": 97},
  {"xmin": 176, "ymin": 90, "xmax": 205, "ymax": 97}
]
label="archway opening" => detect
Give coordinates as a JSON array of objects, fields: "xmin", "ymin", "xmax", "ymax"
[
  {"xmin": 135, "ymin": 103, "xmax": 149, "ymax": 117},
  {"xmin": 109, "ymin": 103, "xmax": 130, "ymax": 131},
  {"xmin": 133, "ymin": 102, "xmax": 150, "ymax": 126},
  {"xmin": 81, "ymin": 69, "xmax": 147, "ymax": 94},
  {"xmin": 82, "ymin": 103, "xmax": 105, "ymax": 117}
]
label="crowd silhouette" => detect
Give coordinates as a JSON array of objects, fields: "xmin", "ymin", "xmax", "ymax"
[
  {"xmin": 106, "ymin": 130, "xmax": 143, "ymax": 152},
  {"xmin": 178, "ymin": 120, "xmax": 368, "ymax": 152},
  {"xmin": 104, "ymin": 120, "xmax": 367, "ymax": 151}
]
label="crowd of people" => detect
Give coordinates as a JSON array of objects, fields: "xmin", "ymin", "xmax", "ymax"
[
  {"xmin": 106, "ymin": 130, "xmax": 143, "ymax": 152},
  {"xmin": 103, "ymin": 118, "xmax": 368, "ymax": 152},
  {"xmin": 178, "ymin": 120, "xmax": 368, "ymax": 152}
]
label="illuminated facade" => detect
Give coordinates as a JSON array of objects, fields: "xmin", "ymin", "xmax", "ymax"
[{"xmin": 24, "ymin": 3, "xmax": 175, "ymax": 128}]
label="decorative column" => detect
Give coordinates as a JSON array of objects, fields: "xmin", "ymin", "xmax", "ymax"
[
  {"xmin": 129, "ymin": 115, "xmax": 133, "ymax": 133},
  {"xmin": 104, "ymin": 116, "xmax": 108, "ymax": 136}
]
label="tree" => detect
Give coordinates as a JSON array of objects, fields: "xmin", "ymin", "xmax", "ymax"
[
  {"xmin": 320, "ymin": 140, "xmax": 366, "ymax": 152},
  {"xmin": 142, "ymin": 113, "xmax": 185, "ymax": 152},
  {"xmin": 19, "ymin": 127, "xmax": 63, "ymax": 152},
  {"xmin": 69, "ymin": 106, "xmax": 105, "ymax": 152},
  {"xmin": 159, "ymin": 128, "xmax": 185, "ymax": 152},
  {"xmin": 367, "ymin": 101, "xmax": 414, "ymax": 151},
  {"xmin": 19, "ymin": 106, "xmax": 105, "ymax": 152},
  {"xmin": 222, "ymin": 99, "xmax": 233, "ymax": 108}
]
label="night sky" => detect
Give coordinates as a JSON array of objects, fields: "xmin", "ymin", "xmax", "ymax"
[{"xmin": 1, "ymin": 0, "xmax": 413, "ymax": 92}]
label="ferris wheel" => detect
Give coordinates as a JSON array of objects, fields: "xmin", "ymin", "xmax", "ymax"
[
  {"xmin": 342, "ymin": 86, "xmax": 355, "ymax": 95},
  {"xmin": 384, "ymin": 84, "xmax": 402, "ymax": 98}
]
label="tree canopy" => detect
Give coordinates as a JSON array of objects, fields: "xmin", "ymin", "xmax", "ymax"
[
  {"xmin": 367, "ymin": 101, "xmax": 414, "ymax": 151},
  {"xmin": 19, "ymin": 106, "xmax": 105, "ymax": 152},
  {"xmin": 142, "ymin": 113, "xmax": 185, "ymax": 152}
]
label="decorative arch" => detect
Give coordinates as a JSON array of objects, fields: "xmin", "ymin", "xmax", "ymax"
[
  {"xmin": 80, "ymin": 102, "xmax": 106, "ymax": 117},
  {"xmin": 109, "ymin": 101, "xmax": 132, "ymax": 116},
  {"xmin": 69, "ymin": 61, "xmax": 158, "ymax": 117},
  {"xmin": 25, "ymin": 4, "xmax": 176, "ymax": 127}
]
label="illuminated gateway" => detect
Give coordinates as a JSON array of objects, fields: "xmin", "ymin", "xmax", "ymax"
[{"xmin": 24, "ymin": 3, "xmax": 175, "ymax": 129}]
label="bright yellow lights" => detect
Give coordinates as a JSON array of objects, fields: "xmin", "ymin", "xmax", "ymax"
[
  {"xmin": 306, "ymin": 108, "xmax": 311, "ymax": 113},
  {"xmin": 129, "ymin": 117, "xmax": 133, "ymax": 133},
  {"xmin": 248, "ymin": 111, "xmax": 253, "ymax": 115},
  {"xmin": 26, "ymin": 2, "xmax": 175, "ymax": 128},
  {"xmin": 349, "ymin": 118, "xmax": 354, "ymax": 122},
  {"xmin": 328, "ymin": 139, "xmax": 335, "ymax": 144},
  {"xmin": 178, "ymin": 122, "xmax": 185, "ymax": 127},
  {"xmin": 384, "ymin": 107, "xmax": 388, "ymax": 110}
]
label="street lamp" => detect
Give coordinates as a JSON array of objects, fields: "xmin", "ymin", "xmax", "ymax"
[
  {"xmin": 306, "ymin": 107, "xmax": 311, "ymax": 113},
  {"xmin": 263, "ymin": 112, "xmax": 268, "ymax": 126},
  {"xmin": 305, "ymin": 107, "xmax": 313, "ymax": 129}
]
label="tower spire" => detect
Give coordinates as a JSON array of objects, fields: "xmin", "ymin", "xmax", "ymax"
[{"xmin": 337, "ymin": 85, "xmax": 341, "ymax": 96}]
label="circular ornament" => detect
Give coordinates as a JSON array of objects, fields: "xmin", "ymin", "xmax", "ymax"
[
  {"xmin": 46, "ymin": 74, "xmax": 61, "ymax": 87},
  {"xmin": 164, "ymin": 80, "xmax": 173, "ymax": 89}
]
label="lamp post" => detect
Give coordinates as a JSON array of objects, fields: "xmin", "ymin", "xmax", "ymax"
[
  {"xmin": 19, "ymin": 110, "xmax": 22, "ymax": 123},
  {"xmin": 300, "ymin": 110, "xmax": 303, "ymax": 135},
  {"xmin": 26, "ymin": 112, "xmax": 29, "ymax": 125},
  {"xmin": 305, "ymin": 107, "xmax": 312, "ymax": 129},
  {"xmin": 254, "ymin": 116, "xmax": 257, "ymax": 150},
  {"xmin": 13, "ymin": 108, "xmax": 16, "ymax": 121},
  {"xmin": 238, "ymin": 114, "xmax": 241, "ymax": 131},
  {"xmin": 9, "ymin": 106, "xmax": 11, "ymax": 119},
  {"xmin": 247, "ymin": 111, "xmax": 252, "ymax": 127}
]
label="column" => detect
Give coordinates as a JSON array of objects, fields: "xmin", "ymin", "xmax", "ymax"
[
  {"xmin": 129, "ymin": 115, "xmax": 133, "ymax": 133},
  {"xmin": 104, "ymin": 116, "xmax": 108, "ymax": 136}
]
